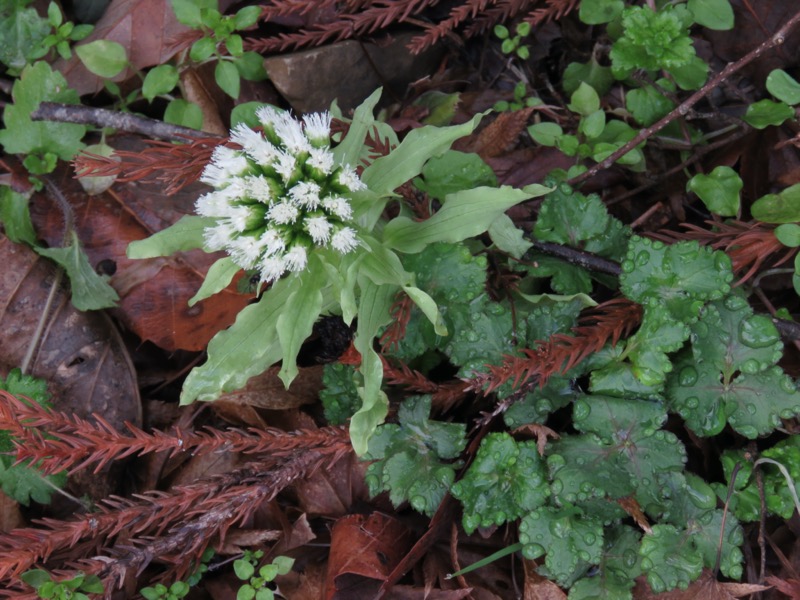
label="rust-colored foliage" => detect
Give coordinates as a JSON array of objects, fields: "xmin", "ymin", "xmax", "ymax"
[
  {"xmin": 472, "ymin": 298, "xmax": 643, "ymax": 393},
  {"xmin": 248, "ymin": 0, "xmax": 579, "ymax": 54}
]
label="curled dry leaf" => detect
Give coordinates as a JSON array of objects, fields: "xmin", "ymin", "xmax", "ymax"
[
  {"xmin": 0, "ymin": 233, "xmax": 140, "ymax": 499},
  {"xmin": 29, "ymin": 152, "xmax": 250, "ymax": 352}
]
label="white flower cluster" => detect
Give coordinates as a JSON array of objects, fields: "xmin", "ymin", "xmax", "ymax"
[{"xmin": 196, "ymin": 107, "xmax": 365, "ymax": 283}]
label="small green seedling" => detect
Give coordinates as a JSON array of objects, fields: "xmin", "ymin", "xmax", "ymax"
[
  {"xmin": 233, "ymin": 551, "xmax": 294, "ymax": 600},
  {"xmin": 21, "ymin": 570, "xmax": 104, "ymax": 600}
]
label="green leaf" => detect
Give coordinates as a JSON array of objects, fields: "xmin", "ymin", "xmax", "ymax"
[
  {"xmin": 563, "ymin": 58, "xmax": 614, "ymax": 96},
  {"xmin": 414, "ymin": 151, "xmax": 497, "ymax": 200},
  {"xmin": 639, "ymin": 524, "xmax": 703, "ymax": 593},
  {"xmin": 625, "ymin": 83, "xmax": 675, "ymax": 126},
  {"xmin": 180, "ymin": 277, "xmax": 295, "ymax": 403},
  {"xmin": 234, "ymin": 559, "xmax": 255, "ymax": 580},
  {"xmin": 333, "ymin": 88, "xmax": 383, "ymax": 168},
  {"xmin": 361, "ymin": 112, "xmax": 484, "ymax": 200},
  {"xmin": 743, "ymin": 99, "xmax": 794, "ymax": 129},
  {"xmin": 230, "ymin": 101, "xmax": 263, "ymax": 128},
  {"xmin": 190, "ymin": 36, "xmax": 216, "ymax": 62},
  {"xmin": 384, "ymin": 185, "xmax": 545, "ymax": 253},
  {"xmin": 451, "ymin": 433, "xmax": 548, "ymax": 533},
  {"xmin": 504, "ymin": 377, "xmax": 579, "ymax": 427},
  {"xmin": 188, "ymin": 256, "xmax": 240, "ymax": 305},
  {"xmin": 21, "ymin": 569, "xmax": 51, "ymax": 589},
  {"xmin": 164, "ymin": 99, "xmax": 203, "ymax": 130},
  {"xmin": 234, "ymin": 51, "xmax": 267, "ymax": 81},
  {"xmin": 487, "ymin": 213, "xmax": 532, "ymax": 258},
  {"xmin": 611, "ymin": 6, "xmax": 695, "ymax": 74},
  {"xmin": 127, "ymin": 215, "xmax": 211, "ymax": 258},
  {"xmin": 273, "ymin": 556, "xmax": 294, "ymax": 575},
  {"xmin": 579, "ymin": 109, "xmax": 606, "ymax": 138},
  {"xmin": 75, "ymin": 40, "xmax": 127, "ymax": 77},
  {"xmin": 527, "ymin": 122, "xmax": 563, "ymax": 146},
  {"xmin": 35, "ymin": 230, "xmax": 119, "ymax": 311},
  {"xmin": 321, "ymin": 363, "xmax": 361, "ymax": 425},
  {"xmin": 0, "ymin": 4, "xmax": 50, "ymax": 70},
  {"xmin": 215, "ymin": 60, "xmax": 240, "ymax": 98},
  {"xmin": 277, "ymin": 262, "xmax": 324, "ymax": 387},
  {"xmin": 752, "ymin": 184, "xmax": 800, "ymax": 223},
  {"xmin": 142, "ymin": 64, "xmax": 179, "ymax": 101},
  {"xmin": 364, "ymin": 396, "xmax": 466, "ymax": 516},
  {"xmin": 688, "ymin": 0, "xmax": 734, "ymax": 30},
  {"xmin": 534, "ymin": 182, "xmax": 609, "ymax": 246},
  {"xmin": 225, "ymin": 33, "xmax": 243, "ymax": 57},
  {"xmin": 568, "ymin": 82, "xmax": 601, "ymax": 116},
  {"xmin": 686, "ymin": 166, "xmax": 742, "ymax": 216},
  {"xmin": 0, "ymin": 186, "xmax": 37, "ymax": 245},
  {"xmin": 0, "ymin": 61, "xmax": 86, "ymax": 160},
  {"xmin": 519, "ymin": 505, "xmax": 604, "ymax": 587},
  {"xmin": 767, "ymin": 69, "xmax": 800, "ymax": 105},
  {"xmin": 569, "ymin": 526, "xmax": 641, "ymax": 600},
  {"xmin": 234, "ymin": 5, "xmax": 261, "ymax": 29},
  {"xmin": 0, "ymin": 369, "xmax": 50, "ymax": 407},
  {"xmin": 776, "ymin": 223, "xmax": 800, "ymax": 247},
  {"xmin": 170, "ymin": 0, "xmax": 216, "ymax": 27},
  {"xmin": 0, "ymin": 456, "xmax": 66, "ymax": 505},
  {"xmin": 579, "ymin": 0, "xmax": 624, "ymax": 24}
]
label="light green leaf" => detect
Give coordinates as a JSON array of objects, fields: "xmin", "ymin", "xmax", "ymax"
[
  {"xmin": 277, "ymin": 263, "xmax": 324, "ymax": 386},
  {"xmin": 686, "ymin": 166, "xmax": 742, "ymax": 216},
  {"xmin": 215, "ymin": 60, "xmax": 240, "ymax": 98},
  {"xmin": 164, "ymin": 99, "xmax": 203, "ymax": 130},
  {"xmin": 170, "ymin": 0, "xmax": 216, "ymax": 27},
  {"xmin": 752, "ymin": 184, "xmax": 800, "ymax": 223},
  {"xmin": 527, "ymin": 122, "xmax": 563, "ymax": 146},
  {"xmin": 767, "ymin": 69, "xmax": 800, "ymax": 105},
  {"xmin": 181, "ymin": 278, "xmax": 295, "ymax": 403},
  {"xmin": 744, "ymin": 99, "xmax": 795, "ymax": 129},
  {"xmin": 568, "ymin": 82, "xmax": 600, "ymax": 116},
  {"xmin": 142, "ymin": 64, "xmax": 179, "ymax": 101},
  {"xmin": 35, "ymin": 230, "xmax": 119, "ymax": 311},
  {"xmin": 0, "ymin": 186, "xmax": 37, "ymax": 245},
  {"xmin": 488, "ymin": 213, "xmax": 532, "ymax": 258},
  {"xmin": 190, "ymin": 36, "xmax": 216, "ymax": 62},
  {"xmin": 76, "ymin": 40, "xmax": 127, "ymax": 77},
  {"xmin": 414, "ymin": 150, "xmax": 497, "ymax": 200},
  {"xmin": 688, "ymin": 0, "xmax": 734, "ymax": 30},
  {"xmin": 775, "ymin": 223, "xmax": 800, "ymax": 247},
  {"xmin": 361, "ymin": 112, "xmax": 485, "ymax": 199},
  {"xmin": 0, "ymin": 4, "xmax": 50, "ymax": 70},
  {"xmin": 579, "ymin": 0, "xmax": 624, "ymax": 24},
  {"xmin": 384, "ymin": 185, "xmax": 543, "ymax": 253},
  {"xmin": 188, "ymin": 256, "xmax": 240, "ymax": 306},
  {"xmin": 333, "ymin": 88, "xmax": 382, "ymax": 167},
  {"xmin": 403, "ymin": 285, "xmax": 447, "ymax": 336},
  {"xmin": 127, "ymin": 215, "xmax": 211, "ymax": 258}
]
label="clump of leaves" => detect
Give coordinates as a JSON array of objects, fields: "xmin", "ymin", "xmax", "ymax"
[
  {"xmin": 233, "ymin": 551, "xmax": 294, "ymax": 600},
  {"xmin": 21, "ymin": 569, "xmax": 103, "ymax": 600}
]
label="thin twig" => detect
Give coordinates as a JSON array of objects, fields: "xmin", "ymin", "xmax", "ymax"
[
  {"xmin": 30, "ymin": 102, "xmax": 218, "ymax": 142},
  {"xmin": 569, "ymin": 7, "xmax": 800, "ymax": 187}
]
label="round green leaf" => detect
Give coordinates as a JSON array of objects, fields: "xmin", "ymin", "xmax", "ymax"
[
  {"xmin": 142, "ymin": 64, "xmax": 179, "ymax": 102},
  {"xmin": 744, "ymin": 99, "xmax": 795, "ymax": 129},
  {"xmin": 569, "ymin": 82, "xmax": 600, "ymax": 116},
  {"xmin": 493, "ymin": 24, "xmax": 509, "ymax": 39},
  {"xmin": 775, "ymin": 223, "xmax": 800, "ymax": 247},
  {"xmin": 164, "ymin": 98, "xmax": 203, "ymax": 129},
  {"xmin": 215, "ymin": 60, "xmax": 240, "ymax": 98},
  {"xmin": 235, "ymin": 5, "xmax": 261, "ymax": 29},
  {"xmin": 234, "ymin": 51, "xmax": 267, "ymax": 81},
  {"xmin": 580, "ymin": 0, "xmax": 624, "ymax": 24},
  {"xmin": 686, "ymin": 166, "xmax": 742, "ymax": 217},
  {"xmin": 688, "ymin": 0, "xmax": 734, "ymax": 30},
  {"xmin": 767, "ymin": 69, "xmax": 800, "ymax": 105},
  {"xmin": 75, "ymin": 40, "xmax": 127, "ymax": 77},
  {"xmin": 752, "ymin": 184, "xmax": 800, "ymax": 223},
  {"xmin": 234, "ymin": 559, "xmax": 255, "ymax": 580},
  {"xmin": 237, "ymin": 585, "xmax": 256, "ymax": 600}
]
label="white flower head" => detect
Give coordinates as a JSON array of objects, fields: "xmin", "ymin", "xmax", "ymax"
[
  {"xmin": 260, "ymin": 228, "xmax": 286, "ymax": 256},
  {"xmin": 303, "ymin": 111, "xmax": 331, "ymax": 146},
  {"xmin": 204, "ymin": 222, "xmax": 237, "ymax": 251},
  {"xmin": 274, "ymin": 151, "xmax": 297, "ymax": 182},
  {"xmin": 307, "ymin": 147, "xmax": 335, "ymax": 175},
  {"xmin": 230, "ymin": 123, "xmax": 279, "ymax": 166},
  {"xmin": 273, "ymin": 112, "xmax": 311, "ymax": 155},
  {"xmin": 229, "ymin": 234, "xmax": 265, "ymax": 269},
  {"xmin": 289, "ymin": 180, "xmax": 321, "ymax": 209},
  {"xmin": 200, "ymin": 146, "xmax": 250, "ymax": 187},
  {"xmin": 335, "ymin": 165, "xmax": 366, "ymax": 192},
  {"xmin": 284, "ymin": 244, "xmax": 308, "ymax": 272},
  {"xmin": 245, "ymin": 175, "xmax": 276, "ymax": 203},
  {"xmin": 305, "ymin": 215, "xmax": 333, "ymax": 245},
  {"xmin": 331, "ymin": 227, "xmax": 359, "ymax": 254},
  {"xmin": 321, "ymin": 196, "xmax": 353, "ymax": 221},
  {"xmin": 260, "ymin": 255, "xmax": 286, "ymax": 283},
  {"xmin": 195, "ymin": 191, "xmax": 230, "ymax": 218},
  {"xmin": 267, "ymin": 201, "xmax": 299, "ymax": 225},
  {"xmin": 228, "ymin": 205, "xmax": 256, "ymax": 232},
  {"xmin": 256, "ymin": 105, "xmax": 282, "ymax": 130}
]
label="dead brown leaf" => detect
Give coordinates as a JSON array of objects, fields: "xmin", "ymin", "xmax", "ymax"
[
  {"xmin": 633, "ymin": 570, "xmax": 771, "ymax": 599},
  {"xmin": 766, "ymin": 575, "xmax": 800, "ymax": 598},
  {"xmin": 512, "ymin": 423, "xmax": 560, "ymax": 456},
  {"xmin": 524, "ymin": 559, "xmax": 567, "ymax": 600}
]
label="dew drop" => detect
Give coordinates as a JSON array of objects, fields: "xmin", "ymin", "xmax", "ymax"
[
  {"xmin": 679, "ymin": 366, "xmax": 698, "ymax": 386},
  {"xmin": 739, "ymin": 315, "xmax": 778, "ymax": 348},
  {"xmin": 574, "ymin": 399, "xmax": 590, "ymax": 421},
  {"xmin": 621, "ymin": 259, "xmax": 635, "ymax": 273},
  {"xmin": 685, "ymin": 396, "xmax": 700, "ymax": 409},
  {"xmin": 636, "ymin": 251, "xmax": 650, "ymax": 266},
  {"xmin": 583, "ymin": 533, "xmax": 596, "ymax": 545}
]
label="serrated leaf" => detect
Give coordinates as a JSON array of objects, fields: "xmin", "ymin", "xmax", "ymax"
[
  {"xmin": 0, "ymin": 3, "xmax": 50, "ymax": 71},
  {"xmin": 639, "ymin": 524, "xmax": 703, "ymax": 593},
  {"xmin": 451, "ymin": 433, "xmax": 549, "ymax": 533},
  {"xmin": 320, "ymin": 363, "xmax": 360, "ymax": 425},
  {"xmin": 0, "ymin": 61, "xmax": 86, "ymax": 160},
  {"xmin": 519, "ymin": 505, "xmax": 604, "ymax": 587},
  {"xmin": 610, "ymin": 6, "xmax": 695, "ymax": 74},
  {"xmin": 504, "ymin": 377, "xmax": 578, "ymax": 427},
  {"xmin": 686, "ymin": 166, "xmax": 742, "ymax": 216},
  {"xmin": 0, "ymin": 457, "xmax": 66, "ymax": 505},
  {"xmin": 526, "ymin": 256, "xmax": 593, "ymax": 295},
  {"xmin": 622, "ymin": 308, "xmax": 691, "ymax": 386},
  {"xmin": 534, "ymin": 183, "xmax": 610, "ymax": 246},
  {"xmin": 364, "ymin": 396, "xmax": 466, "ymax": 516},
  {"xmin": 35, "ymin": 230, "xmax": 119, "ymax": 311},
  {"xmin": 0, "ymin": 368, "xmax": 50, "ymax": 407},
  {"xmin": 569, "ymin": 526, "xmax": 641, "ymax": 600}
]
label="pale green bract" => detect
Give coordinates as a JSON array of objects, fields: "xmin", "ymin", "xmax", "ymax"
[{"xmin": 127, "ymin": 89, "xmax": 549, "ymax": 453}]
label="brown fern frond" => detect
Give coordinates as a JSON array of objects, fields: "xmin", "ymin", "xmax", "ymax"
[
  {"xmin": 524, "ymin": 0, "xmax": 579, "ymax": 26},
  {"xmin": 471, "ymin": 298, "xmax": 642, "ymax": 393},
  {"xmin": 379, "ymin": 293, "xmax": 414, "ymax": 351},
  {"xmin": 381, "ymin": 357, "xmax": 470, "ymax": 411},
  {"xmin": 462, "ymin": 0, "xmax": 534, "ymax": 39},
  {"xmin": 73, "ymin": 136, "xmax": 221, "ymax": 195},
  {"xmin": 0, "ymin": 391, "xmax": 350, "ymax": 477},
  {"xmin": 407, "ymin": 0, "xmax": 493, "ymax": 53},
  {"xmin": 652, "ymin": 221, "xmax": 793, "ymax": 285}
]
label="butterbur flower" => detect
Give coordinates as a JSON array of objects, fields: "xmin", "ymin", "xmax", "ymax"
[{"xmin": 195, "ymin": 108, "xmax": 365, "ymax": 283}]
